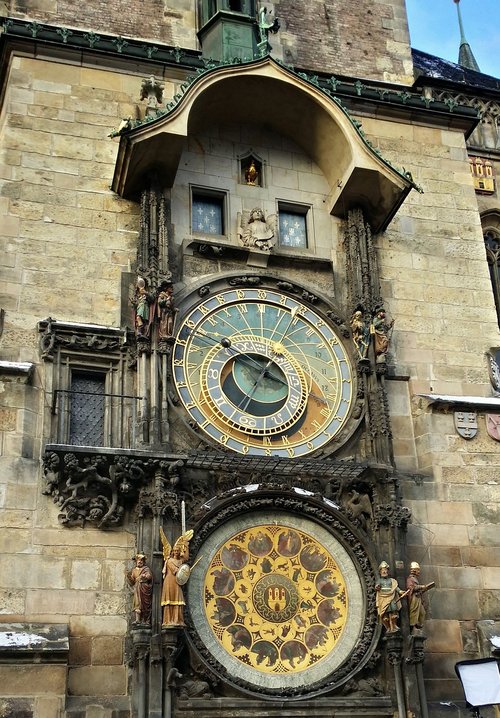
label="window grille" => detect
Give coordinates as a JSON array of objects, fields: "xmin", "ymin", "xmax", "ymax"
[{"xmin": 69, "ymin": 373, "xmax": 105, "ymax": 446}]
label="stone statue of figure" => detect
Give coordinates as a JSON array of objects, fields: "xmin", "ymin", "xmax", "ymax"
[
  {"xmin": 406, "ymin": 561, "xmax": 435, "ymax": 631},
  {"xmin": 350, "ymin": 309, "xmax": 370, "ymax": 359},
  {"xmin": 238, "ymin": 208, "xmax": 276, "ymax": 251},
  {"xmin": 157, "ymin": 283, "xmax": 176, "ymax": 340},
  {"xmin": 375, "ymin": 561, "xmax": 405, "ymax": 633},
  {"xmin": 127, "ymin": 553, "xmax": 153, "ymax": 625},
  {"xmin": 132, "ymin": 277, "xmax": 153, "ymax": 338},
  {"xmin": 257, "ymin": 6, "xmax": 280, "ymax": 46},
  {"xmin": 160, "ymin": 527, "xmax": 194, "ymax": 628},
  {"xmin": 371, "ymin": 309, "xmax": 394, "ymax": 362},
  {"xmin": 140, "ymin": 75, "xmax": 164, "ymax": 117}
]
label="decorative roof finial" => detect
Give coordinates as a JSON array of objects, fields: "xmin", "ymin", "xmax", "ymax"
[{"xmin": 453, "ymin": 0, "xmax": 480, "ymax": 72}]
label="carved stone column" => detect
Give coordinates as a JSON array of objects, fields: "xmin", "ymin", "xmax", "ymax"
[
  {"xmin": 134, "ymin": 180, "xmax": 173, "ymax": 448},
  {"xmin": 343, "ymin": 207, "xmax": 393, "ymax": 465},
  {"xmin": 405, "ymin": 632, "xmax": 429, "ymax": 718},
  {"xmin": 162, "ymin": 629, "xmax": 182, "ymax": 718},
  {"xmin": 132, "ymin": 628, "xmax": 151, "ymax": 718},
  {"xmin": 386, "ymin": 633, "xmax": 407, "ymax": 718}
]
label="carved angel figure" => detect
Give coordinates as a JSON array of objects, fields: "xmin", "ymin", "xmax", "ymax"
[
  {"xmin": 160, "ymin": 527, "xmax": 194, "ymax": 627},
  {"xmin": 238, "ymin": 208, "xmax": 276, "ymax": 251}
]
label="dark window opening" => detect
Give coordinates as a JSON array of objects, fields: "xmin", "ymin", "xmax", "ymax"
[
  {"xmin": 69, "ymin": 372, "xmax": 105, "ymax": 446},
  {"xmin": 485, "ymin": 229, "xmax": 500, "ymax": 328}
]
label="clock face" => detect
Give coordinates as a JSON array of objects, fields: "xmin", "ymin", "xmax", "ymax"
[
  {"xmin": 187, "ymin": 510, "xmax": 366, "ymax": 695},
  {"xmin": 172, "ymin": 285, "xmax": 354, "ymax": 456}
]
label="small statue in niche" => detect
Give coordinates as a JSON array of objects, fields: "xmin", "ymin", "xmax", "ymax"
[
  {"xmin": 157, "ymin": 282, "xmax": 176, "ymax": 341},
  {"xmin": 244, "ymin": 159, "xmax": 259, "ymax": 186},
  {"xmin": 375, "ymin": 561, "xmax": 406, "ymax": 633},
  {"xmin": 350, "ymin": 309, "xmax": 370, "ymax": 359},
  {"xmin": 238, "ymin": 207, "xmax": 276, "ymax": 251},
  {"xmin": 406, "ymin": 561, "xmax": 435, "ymax": 631},
  {"xmin": 371, "ymin": 309, "xmax": 394, "ymax": 363},
  {"xmin": 127, "ymin": 553, "xmax": 153, "ymax": 625},
  {"xmin": 132, "ymin": 277, "xmax": 153, "ymax": 338},
  {"xmin": 160, "ymin": 527, "xmax": 194, "ymax": 628}
]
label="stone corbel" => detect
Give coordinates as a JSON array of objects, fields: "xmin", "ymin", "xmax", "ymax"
[{"xmin": 42, "ymin": 446, "xmax": 187, "ymax": 529}]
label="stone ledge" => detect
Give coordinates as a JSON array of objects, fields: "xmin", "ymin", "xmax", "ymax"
[
  {"xmin": 0, "ymin": 361, "xmax": 34, "ymax": 383},
  {"xmin": 0, "ymin": 623, "xmax": 69, "ymax": 664},
  {"xmin": 174, "ymin": 697, "xmax": 393, "ymax": 718}
]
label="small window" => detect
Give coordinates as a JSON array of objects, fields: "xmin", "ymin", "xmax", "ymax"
[
  {"xmin": 192, "ymin": 191, "xmax": 225, "ymax": 235},
  {"xmin": 278, "ymin": 204, "xmax": 308, "ymax": 249},
  {"xmin": 69, "ymin": 372, "xmax": 106, "ymax": 446},
  {"xmin": 485, "ymin": 229, "xmax": 500, "ymax": 328},
  {"xmin": 228, "ymin": 0, "xmax": 242, "ymax": 10}
]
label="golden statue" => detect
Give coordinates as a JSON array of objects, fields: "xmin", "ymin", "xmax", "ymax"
[
  {"xmin": 245, "ymin": 160, "xmax": 259, "ymax": 186},
  {"xmin": 160, "ymin": 527, "xmax": 194, "ymax": 627}
]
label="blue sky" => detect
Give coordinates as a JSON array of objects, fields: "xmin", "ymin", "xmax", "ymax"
[{"xmin": 406, "ymin": 0, "xmax": 500, "ymax": 78}]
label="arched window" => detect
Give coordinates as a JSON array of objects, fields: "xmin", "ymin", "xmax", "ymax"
[{"xmin": 482, "ymin": 211, "xmax": 500, "ymax": 327}]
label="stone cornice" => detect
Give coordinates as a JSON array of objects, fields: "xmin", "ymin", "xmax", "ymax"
[
  {"xmin": 0, "ymin": 623, "xmax": 69, "ymax": 664},
  {"xmin": 418, "ymin": 393, "xmax": 500, "ymax": 411},
  {"xmin": 0, "ymin": 16, "xmax": 479, "ymax": 134}
]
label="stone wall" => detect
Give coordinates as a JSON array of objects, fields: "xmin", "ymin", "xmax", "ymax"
[
  {"xmin": 273, "ymin": 0, "xmax": 413, "ymax": 83},
  {"xmin": 363, "ymin": 115, "xmax": 500, "ymax": 702},
  {"xmin": 0, "ymin": 56, "xmax": 146, "ymax": 361},
  {"xmin": 1, "ymin": 0, "xmax": 413, "ymax": 83},
  {"xmin": 0, "ymin": 56, "xmax": 146, "ymax": 714}
]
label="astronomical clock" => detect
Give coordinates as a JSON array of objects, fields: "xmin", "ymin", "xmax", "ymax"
[
  {"xmin": 171, "ymin": 276, "xmax": 358, "ymax": 458},
  {"xmin": 168, "ymin": 275, "xmax": 379, "ymax": 700}
]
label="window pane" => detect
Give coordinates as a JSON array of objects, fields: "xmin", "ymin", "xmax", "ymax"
[
  {"xmin": 69, "ymin": 373, "xmax": 105, "ymax": 446},
  {"xmin": 279, "ymin": 211, "xmax": 307, "ymax": 248},
  {"xmin": 192, "ymin": 196, "xmax": 223, "ymax": 234}
]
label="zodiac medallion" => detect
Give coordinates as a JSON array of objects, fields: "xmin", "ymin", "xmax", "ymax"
[{"xmin": 203, "ymin": 524, "xmax": 348, "ymax": 674}]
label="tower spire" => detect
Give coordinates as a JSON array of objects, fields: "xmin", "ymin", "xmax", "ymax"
[{"xmin": 453, "ymin": 0, "xmax": 480, "ymax": 72}]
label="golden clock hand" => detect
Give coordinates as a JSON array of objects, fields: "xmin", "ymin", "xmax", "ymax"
[
  {"xmin": 187, "ymin": 329, "xmax": 265, "ymax": 372},
  {"xmin": 187, "ymin": 327, "xmax": 329, "ymax": 405}
]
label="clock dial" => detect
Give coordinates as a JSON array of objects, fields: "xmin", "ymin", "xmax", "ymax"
[
  {"xmin": 187, "ymin": 509, "xmax": 367, "ymax": 695},
  {"xmin": 172, "ymin": 286, "xmax": 354, "ymax": 456}
]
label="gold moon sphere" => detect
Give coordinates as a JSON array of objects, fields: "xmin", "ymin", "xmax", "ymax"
[{"xmin": 204, "ymin": 523, "xmax": 348, "ymax": 674}]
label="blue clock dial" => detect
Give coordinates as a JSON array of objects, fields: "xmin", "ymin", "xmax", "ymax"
[{"xmin": 172, "ymin": 287, "xmax": 354, "ymax": 457}]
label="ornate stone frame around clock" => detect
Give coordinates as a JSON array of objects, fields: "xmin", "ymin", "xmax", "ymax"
[
  {"xmin": 184, "ymin": 488, "xmax": 379, "ymax": 700},
  {"xmin": 169, "ymin": 272, "xmax": 364, "ymax": 457}
]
